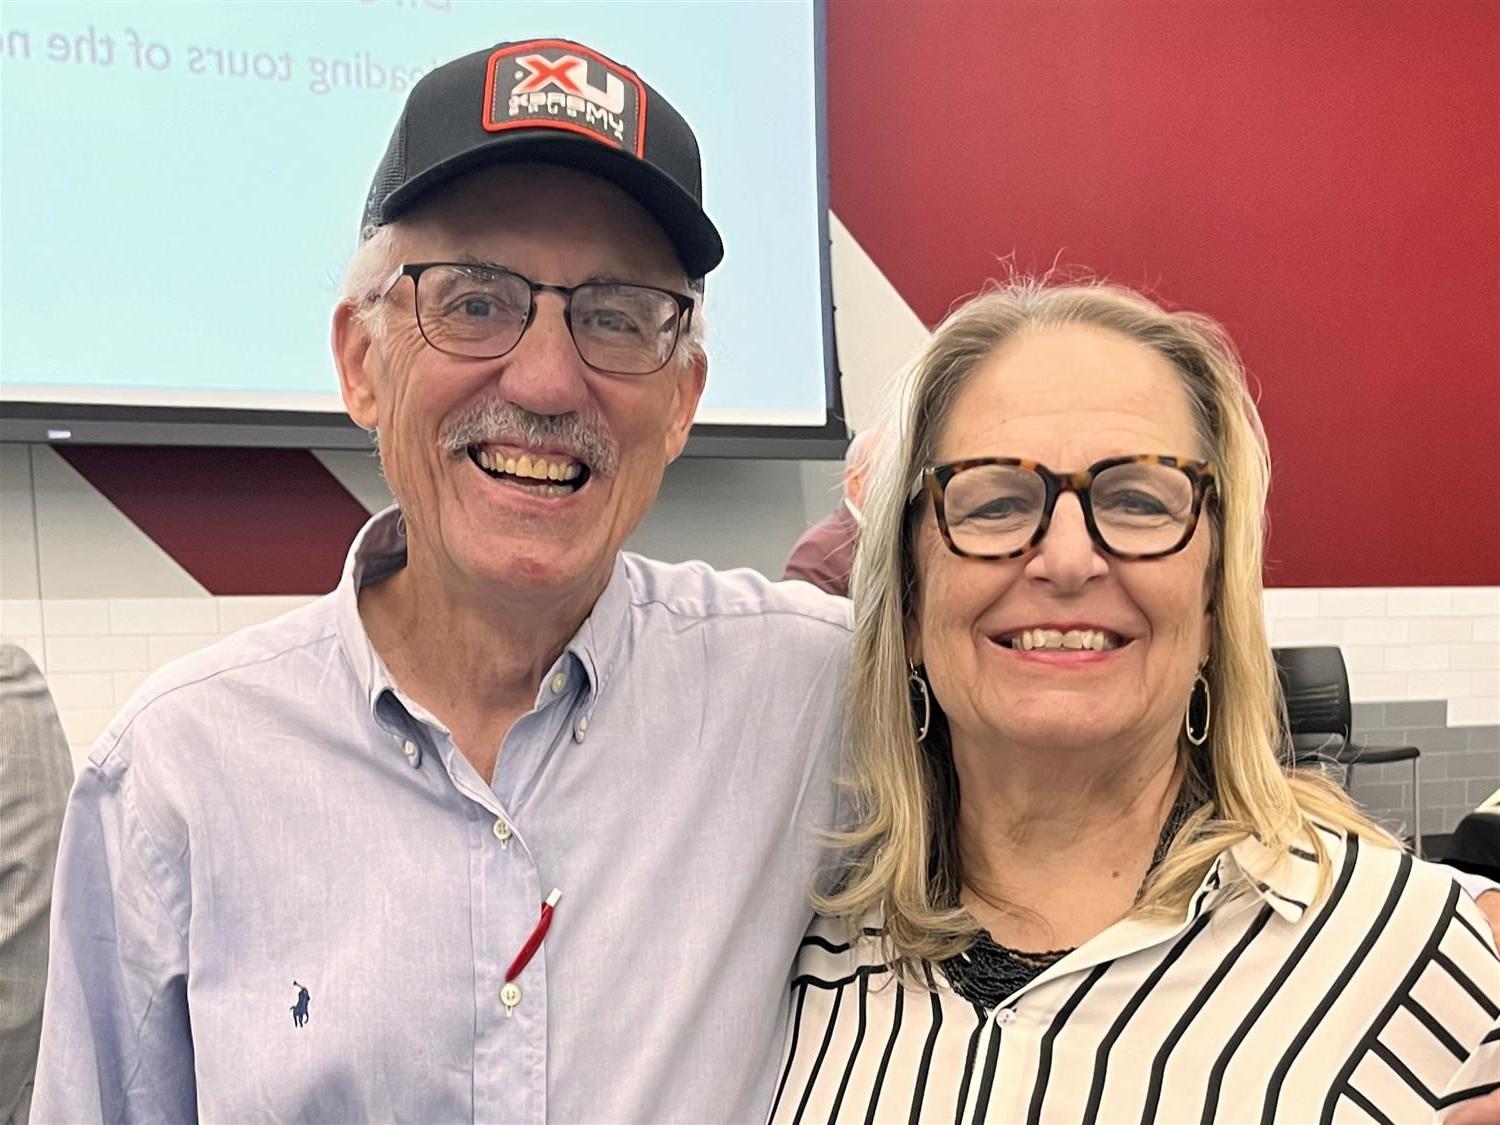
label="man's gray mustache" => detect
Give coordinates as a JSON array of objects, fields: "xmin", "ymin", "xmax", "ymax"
[{"xmin": 439, "ymin": 400, "xmax": 619, "ymax": 477}]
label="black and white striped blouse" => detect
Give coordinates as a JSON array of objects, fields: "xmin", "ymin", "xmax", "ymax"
[{"xmin": 771, "ymin": 829, "xmax": 1500, "ymax": 1123}]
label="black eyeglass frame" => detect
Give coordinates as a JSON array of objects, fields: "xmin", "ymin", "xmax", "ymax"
[
  {"xmin": 911, "ymin": 454, "xmax": 1218, "ymax": 560},
  {"xmin": 373, "ymin": 262, "xmax": 696, "ymax": 376}
]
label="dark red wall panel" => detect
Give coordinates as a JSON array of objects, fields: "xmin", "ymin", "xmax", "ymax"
[
  {"xmin": 827, "ymin": 0, "xmax": 1499, "ymax": 586},
  {"xmin": 59, "ymin": 446, "xmax": 370, "ymax": 595}
]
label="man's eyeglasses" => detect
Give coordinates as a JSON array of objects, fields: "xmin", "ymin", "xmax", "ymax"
[
  {"xmin": 374, "ymin": 262, "xmax": 695, "ymax": 376},
  {"xmin": 911, "ymin": 455, "xmax": 1217, "ymax": 560}
]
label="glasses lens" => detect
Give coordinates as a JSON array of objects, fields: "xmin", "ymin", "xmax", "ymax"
[
  {"xmin": 570, "ymin": 284, "xmax": 682, "ymax": 374},
  {"xmin": 414, "ymin": 266, "xmax": 531, "ymax": 358},
  {"xmin": 941, "ymin": 464, "xmax": 1046, "ymax": 556},
  {"xmin": 1090, "ymin": 462, "xmax": 1197, "ymax": 554}
]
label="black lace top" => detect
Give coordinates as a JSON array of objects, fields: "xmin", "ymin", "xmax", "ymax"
[{"xmin": 939, "ymin": 792, "xmax": 1198, "ymax": 1010}]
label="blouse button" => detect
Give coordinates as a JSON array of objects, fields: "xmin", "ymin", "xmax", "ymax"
[
  {"xmin": 492, "ymin": 819, "xmax": 513, "ymax": 843},
  {"xmin": 550, "ymin": 673, "xmax": 567, "ymax": 695},
  {"xmin": 996, "ymin": 1007, "xmax": 1018, "ymax": 1027}
]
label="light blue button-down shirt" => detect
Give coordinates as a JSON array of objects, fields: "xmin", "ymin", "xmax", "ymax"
[{"xmin": 33, "ymin": 509, "xmax": 851, "ymax": 1124}]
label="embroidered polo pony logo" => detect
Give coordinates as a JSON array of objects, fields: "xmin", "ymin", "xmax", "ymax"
[{"xmin": 291, "ymin": 981, "xmax": 311, "ymax": 1028}]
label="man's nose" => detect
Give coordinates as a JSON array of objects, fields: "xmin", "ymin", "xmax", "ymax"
[{"xmin": 493, "ymin": 293, "xmax": 592, "ymax": 416}]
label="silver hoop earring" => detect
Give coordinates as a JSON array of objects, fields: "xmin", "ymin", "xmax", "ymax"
[
  {"xmin": 395, "ymin": 511, "xmax": 407, "ymax": 538},
  {"xmin": 1185, "ymin": 673, "xmax": 1212, "ymax": 746},
  {"xmin": 908, "ymin": 663, "xmax": 932, "ymax": 742}
]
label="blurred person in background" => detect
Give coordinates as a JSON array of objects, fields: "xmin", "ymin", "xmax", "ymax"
[
  {"xmin": 0, "ymin": 642, "xmax": 72, "ymax": 1125},
  {"xmin": 784, "ymin": 427, "xmax": 886, "ymax": 597}
]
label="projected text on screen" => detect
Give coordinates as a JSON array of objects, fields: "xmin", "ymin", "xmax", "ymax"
[{"xmin": 0, "ymin": 1, "xmax": 829, "ymax": 428}]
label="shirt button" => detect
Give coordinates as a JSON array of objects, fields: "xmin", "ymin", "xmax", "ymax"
[
  {"xmin": 574, "ymin": 716, "xmax": 589, "ymax": 741},
  {"xmin": 550, "ymin": 673, "xmax": 567, "ymax": 695},
  {"xmin": 500, "ymin": 981, "xmax": 522, "ymax": 1009},
  {"xmin": 996, "ymin": 1007, "xmax": 1018, "ymax": 1027},
  {"xmin": 492, "ymin": 819, "xmax": 513, "ymax": 843},
  {"xmin": 402, "ymin": 740, "xmax": 420, "ymax": 766}
]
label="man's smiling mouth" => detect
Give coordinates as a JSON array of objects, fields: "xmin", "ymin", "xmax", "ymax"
[{"xmin": 467, "ymin": 446, "xmax": 591, "ymax": 496}]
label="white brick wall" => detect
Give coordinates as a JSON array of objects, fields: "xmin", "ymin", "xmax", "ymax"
[
  {"xmin": 1262, "ymin": 587, "xmax": 1499, "ymax": 723},
  {"xmin": 109, "ymin": 597, "xmax": 219, "ymax": 636},
  {"xmin": 2, "ymin": 586, "xmax": 1497, "ymax": 768},
  {"xmin": 1, "ymin": 594, "xmax": 317, "ymax": 769}
]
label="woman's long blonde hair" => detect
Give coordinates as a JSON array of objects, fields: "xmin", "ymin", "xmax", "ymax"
[{"xmin": 819, "ymin": 279, "xmax": 1391, "ymax": 970}]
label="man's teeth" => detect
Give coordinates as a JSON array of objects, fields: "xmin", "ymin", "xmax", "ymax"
[
  {"xmin": 475, "ymin": 450, "xmax": 583, "ymax": 482},
  {"xmin": 1007, "ymin": 628, "xmax": 1121, "ymax": 652}
]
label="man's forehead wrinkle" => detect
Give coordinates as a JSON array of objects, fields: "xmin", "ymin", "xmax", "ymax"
[
  {"xmin": 445, "ymin": 253, "xmax": 513, "ymax": 273},
  {"xmin": 587, "ymin": 271, "xmax": 685, "ymax": 289},
  {"xmin": 435, "ymin": 255, "xmax": 681, "ymax": 291}
]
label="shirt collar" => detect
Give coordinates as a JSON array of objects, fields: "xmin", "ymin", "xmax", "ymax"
[
  {"xmin": 333, "ymin": 506, "xmax": 634, "ymax": 726},
  {"xmin": 1002, "ymin": 829, "xmax": 1328, "ymax": 1002},
  {"xmin": 1222, "ymin": 830, "xmax": 1325, "ymax": 923},
  {"xmin": 333, "ymin": 507, "xmax": 408, "ymax": 716},
  {"xmin": 560, "ymin": 551, "xmax": 631, "ymax": 708}
]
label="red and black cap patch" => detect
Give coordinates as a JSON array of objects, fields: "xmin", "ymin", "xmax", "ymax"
[
  {"xmin": 361, "ymin": 36, "xmax": 723, "ymax": 276},
  {"xmin": 483, "ymin": 40, "xmax": 647, "ymax": 156}
]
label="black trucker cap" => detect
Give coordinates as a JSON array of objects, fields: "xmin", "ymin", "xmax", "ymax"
[{"xmin": 360, "ymin": 38, "xmax": 724, "ymax": 278}]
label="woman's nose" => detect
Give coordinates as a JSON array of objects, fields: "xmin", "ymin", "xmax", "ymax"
[{"xmin": 1025, "ymin": 493, "xmax": 1109, "ymax": 589}]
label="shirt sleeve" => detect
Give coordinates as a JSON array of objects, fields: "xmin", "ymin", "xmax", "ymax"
[
  {"xmin": 1439, "ymin": 1023, "xmax": 1500, "ymax": 1120},
  {"xmin": 782, "ymin": 511, "xmax": 857, "ymax": 598},
  {"xmin": 30, "ymin": 739, "xmax": 197, "ymax": 1124},
  {"xmin": 0, "ymin": 644, "xmax": 74, "ymax": 1123},
  {"xmin": 1451, "ymin": 868, "xmax": 1500, "ymax": 904},
  {"xmin": 782, "ymin": 537, "xmax": 846, "ymax": 595},
  {"xmin": 1436, "ymin": 894, "xmax": 1500, "ymax": 1120}
]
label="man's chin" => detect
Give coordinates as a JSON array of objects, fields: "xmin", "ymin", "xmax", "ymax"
[
  {"xmin": 421, "ymin": 486, "xmax": 631, "ymax": 600},
  {"xmin": 459, "ymin": 539, "xmax": 614, "ymax": 598}
]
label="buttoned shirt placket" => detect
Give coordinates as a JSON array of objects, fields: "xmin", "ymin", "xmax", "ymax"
[{"xmin": 364, "ymin": 639, "xmax": 601, "ymax": 1124}]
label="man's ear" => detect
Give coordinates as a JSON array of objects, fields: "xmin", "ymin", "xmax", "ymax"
[
  {"xmin": 663, "ymin": 348, "xmax": 708, "ymax": 464},
  {"xmin": 844, "ymin": 461, "xmax": 864, "ymax": 511},
  {"xmin": 333, "ymin": 301, "xmax": 379, "ymax": 430}
]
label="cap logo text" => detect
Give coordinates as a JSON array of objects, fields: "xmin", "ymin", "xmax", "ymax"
[
  {"xmin": 513, "ymin": 54, "xmax": 626, "ymax": 116},
  {"xmin": 483, "ymin": 41, "xmax": 646, "ymax": 156}
]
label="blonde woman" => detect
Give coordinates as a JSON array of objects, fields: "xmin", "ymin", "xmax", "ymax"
[{"xmin": 771, "ymin": 282, "xmax": 1499, "ymax": 1123}]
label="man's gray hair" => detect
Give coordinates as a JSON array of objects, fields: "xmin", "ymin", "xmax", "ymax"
[{"xmin": 341, "ymin": 225, "xmax": 402, "ymax": 342}]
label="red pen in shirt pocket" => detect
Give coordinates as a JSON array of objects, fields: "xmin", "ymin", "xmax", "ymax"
[{"xmin": 502, "ymin": 889, "xmax": 561, "ymax": 1016}]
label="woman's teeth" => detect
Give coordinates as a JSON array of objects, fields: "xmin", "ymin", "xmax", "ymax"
[
  {"xmin": 475, "ymin": 450, "xmax": 583, "ymax": 482},
  {"xmin": 1006, "ymin": 628, "xmax": 1122, "ymax": 652}
]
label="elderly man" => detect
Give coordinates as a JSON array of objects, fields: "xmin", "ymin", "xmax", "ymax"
[{"xmin": 33, "ymin": 39, "xmax": 848, "ymax": 1123}]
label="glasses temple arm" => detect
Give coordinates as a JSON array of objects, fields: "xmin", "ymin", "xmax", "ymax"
[{"xmin": 370, "ymin": 265, "xmax": 404, "ymax": 303}]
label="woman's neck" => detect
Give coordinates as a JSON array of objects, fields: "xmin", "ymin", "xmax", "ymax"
[{"xmin": 952, "ymin": 733, "xmax": 1184, "ymax": 951}]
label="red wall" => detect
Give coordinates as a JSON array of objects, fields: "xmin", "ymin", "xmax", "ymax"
[{"xmin": 826, "ymin": 0, "xmax": 1499, "ymax": 587}]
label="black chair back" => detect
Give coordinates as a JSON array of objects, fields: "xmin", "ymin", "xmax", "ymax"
[
  {"xmin": 1273, "ymin": 645, "xmax": 1423, "ymax": 849},
  {"xmin": 1273, "ymin": 646, "xmax": 1353, "ymax": 742}
]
